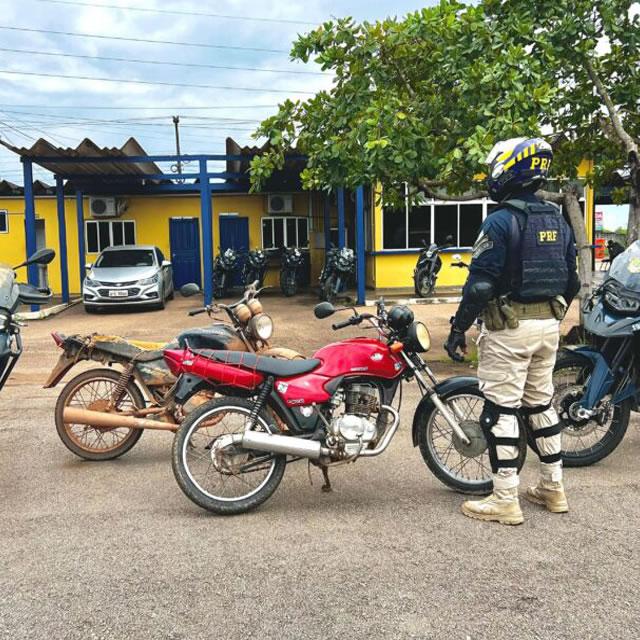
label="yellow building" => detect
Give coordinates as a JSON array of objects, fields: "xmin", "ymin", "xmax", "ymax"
[{"xmin": 0, "ymin": 138, "xmax": 594, "ymax": 303}]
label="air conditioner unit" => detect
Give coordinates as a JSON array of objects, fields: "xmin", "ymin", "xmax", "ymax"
[
  {"xmin": 268, "ymin": 194, "xmax": 293, "ymax": 214},
  {"xmin": 89, "ymin": 197, "xmax": 127, "ymax": 218}
]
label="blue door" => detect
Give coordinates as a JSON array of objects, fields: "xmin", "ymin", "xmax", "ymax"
[
  {"xmin": 170, "ymin": 218, "xmax": 201, "ymax": 288},
  {"xmin": 219, "ymin": 216, "xmax": 250, "ymax": 288}
]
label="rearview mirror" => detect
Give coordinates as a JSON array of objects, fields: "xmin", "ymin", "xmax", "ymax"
[
  {"xmin": 85, "ymin": 263, "xmax": 93, "ymax": 271},
  {"xmin": 15, "ymin": 248, "xmax": 56, "ymax": 269},
  {"xmin": 162, "ymin": 260, "xmax": 172, "ymax": 268},
  {"xmin": 180, "ymin": 283, "xmax": 201, "ymax": 297},
  {"xmin": 314, "ymin": 302, "xmax": 336, "ymax": 319}
]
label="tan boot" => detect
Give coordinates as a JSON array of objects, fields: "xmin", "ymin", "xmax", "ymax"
[
  {"xmin": 461, "ymin": 491, "xmax": 524, "ymax": 526},
  {"xmin": 524, "ymin": 481, "xmax": 569, "ymax": 513}
]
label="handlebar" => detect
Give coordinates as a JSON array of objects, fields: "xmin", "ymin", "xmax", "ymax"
[
  {"xmin": 332, "ymin": 317, "xmax": 359, "ymax": 331},
  {"xmin": 188, "ymin": 307, "xmax": 208, "ymax": 317}
]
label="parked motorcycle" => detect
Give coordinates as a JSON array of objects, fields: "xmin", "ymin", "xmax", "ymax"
[
  {"xmin": 46, "ymin": 282, "xmax": 302, "ymax": 461},
  {"xmin": 242, "ymin": 249, "xmax": 268, "ymax": 289},
  {"xmin": 168, "ymin": 299, "xmax": 527, "ymax": 515},
  {"xmin": 320, "ymin": 246, "xmax": 355, "ymax": 303},
  {"xmin": 550, "ymin": 241, "xmax": 640, "ymax": 467},
  {"xmin": 280, "ymin": 247, "xmax": 305, "ymax": 297},
  {"xmin": 213, "ymin": 248, "xmax": 240, "ymax": 299},
  {"xmin": 0, "ymin": 249, "xmax": 55, "ymax": 392},
  {"xmin": 414, "ymin": 235, "xmax": 454, "ymax": 298}
]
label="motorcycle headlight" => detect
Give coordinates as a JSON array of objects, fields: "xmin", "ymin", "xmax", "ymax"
[
  {"xmin": 603, "ymin": 281, "xmax": 640, "ymax": 314},
  {"xmin": 84, "ymin": 277, "xmax": 99, "ymax": 288},
  {"xmin": 139, "ymin": 274, "xmax": 159, "ymax": 286},
  {"xmin": 404, "ymin": 321, "xmax": 431, "ymax": 353},
  {"xmin": 248, "ymin": 313, "xmax": 273, "ymax": 341}
]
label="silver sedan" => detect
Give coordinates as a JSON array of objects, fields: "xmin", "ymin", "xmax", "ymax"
[{"xmin": 83, "ymin": 245, "xmax": 174, "ymax": 312}]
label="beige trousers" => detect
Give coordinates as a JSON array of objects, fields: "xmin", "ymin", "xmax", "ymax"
[{"xmin": 477, "ymin": 319, "xmax": 563, "ymax": 491}]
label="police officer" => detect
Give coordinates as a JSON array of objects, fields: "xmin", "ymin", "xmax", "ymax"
[{"xmin": 444, "ymin": 137, "xmax": 580, "ymax": 525}]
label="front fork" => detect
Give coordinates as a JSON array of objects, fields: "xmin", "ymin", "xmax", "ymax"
[{"xmin": 401, "ymin": 352, "xmax": 471, "ymax": 445}]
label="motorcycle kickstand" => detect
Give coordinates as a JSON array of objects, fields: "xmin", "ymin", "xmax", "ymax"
[{"xmin": 320, "ymin": 466, "xmax": 332, "ymax": 493}]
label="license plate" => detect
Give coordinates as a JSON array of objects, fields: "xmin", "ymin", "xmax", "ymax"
[{"xmin": 108, "ymin": 290, "xmax": 128, "ymax": 298}]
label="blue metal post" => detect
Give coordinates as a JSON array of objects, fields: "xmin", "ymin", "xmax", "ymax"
[
  {"xmin": 76, "ymin": 191, "xmax": 86, "ymax": 293},
  {"xmin": 22, "ymin": 159, "xmax": 39, "ymax": 311},
  {"xmin": 199, "ymin": 158, "xmax": 214, "ymax": 305},
  {"xmin": 337, "ymin": 187, "xmax": 346, "ymax": 249},
  {"xmin": 55, "ymin": 176, "xmax": 70, "ymax": 303},
  {"xmin": 323, "ymin": 193, "xmax": 331, "ymax": 252},
  {"xmin": 355, "ymin": 185, "xmax": 366, "ymax": 306}
]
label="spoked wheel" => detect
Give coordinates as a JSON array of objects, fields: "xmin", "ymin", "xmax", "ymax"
[
  {"xmin": 172, "ymin": 398, "xmax": 286, "ymax": 515},
  {"xmin": 55, "ymin": 368, "xmax": 144, "ymax": 461},
  {"xmin": 417, "ymin": 387, "xmax": 526, "ymax": 495},
  {"xmin": 548, "ymin": 353, "xmax": 630, "ymax": 467}
]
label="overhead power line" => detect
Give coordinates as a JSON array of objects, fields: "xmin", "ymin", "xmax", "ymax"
[
  {"xmin": 0, "ymin": 25, "xmax": 289, "ymax": 55},
  {"xmin": 0, "ymin": 47, "xmax": 326, "ymax": 76},
  {"xmin": 0, "ymin": 104, "xmax": 279, "ymax": 110},
  {"xmin": 32, "ymin": 0, "xmax": 318, "ymax": 26},
  {"xmin": 0, "ymin": 69, "xmax": 316, "ymax": 95}
]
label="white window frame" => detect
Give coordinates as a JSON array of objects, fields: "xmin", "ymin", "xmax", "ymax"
[
  {"xmin": 0, "ymin": 210, "xmax": 7, "ymax": 234},
  {"xmin": 85, "ymin": 219, "xmax": 137, "ymax": 254},
  {"xmin": 382, "ymin": 197, "xmax": 489, "ymax": 250},
  {"xmin": 261, "ymin": 216, "xmax": 310, "ymax": 249}
]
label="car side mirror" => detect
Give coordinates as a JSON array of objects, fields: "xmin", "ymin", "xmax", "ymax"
[
  {"xmin": 314, "ymin": 302, "xmax": 336, "ymax": 319},
  {"xmin": 85, "ymin": 263, "xmax": 93, "ymax": 271},
  {"xmin": 180, "ymin": 283, "xmax": 201, "ymax": 297},
  {"xmin": 15, "ymin": 248, "xmax": 56, "ymax": 269},
  {"xmin": 162, "ymin": 260, "xmax": 172, "ymax": 268}
]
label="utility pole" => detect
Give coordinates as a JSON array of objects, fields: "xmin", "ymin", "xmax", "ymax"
[{"xmin": 173, "ymin": 115, "xmax": 183, "ymax": 182}]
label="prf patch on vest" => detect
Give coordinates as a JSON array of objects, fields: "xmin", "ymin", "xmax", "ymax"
[
  {"xmin": 538, "ymin": 229, "xmax": 559, "ymax": 244},
  {"xmin": 472, "ymin": 231, "xmax": 493, "ymax": 259}
]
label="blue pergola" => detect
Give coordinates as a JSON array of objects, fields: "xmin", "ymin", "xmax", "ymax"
[{"xmin": 19, "ymin": 152, "xmax": 367, "ymax": 307}]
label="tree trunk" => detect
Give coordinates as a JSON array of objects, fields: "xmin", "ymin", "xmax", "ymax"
[
  {"xmin": 627, "ymin": 152, "xmax": 640, "ymax": 244},
  {"xmin": 562, "ymin": 190, "xmax": 592, "ymax": 303}
]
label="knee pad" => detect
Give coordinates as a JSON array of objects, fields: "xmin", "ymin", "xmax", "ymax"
[
  {"xmin": 480, "ymin": 400, "xmax": 521, "ymax": 473},
  {"xmin": 522, "ymin": 403, "xmax": 562, "ymax": 464}
]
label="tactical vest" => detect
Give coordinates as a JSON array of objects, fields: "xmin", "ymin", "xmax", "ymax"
[{"xmin": 502, "ymin": 199, "xmax": 569, "ymax": 303}]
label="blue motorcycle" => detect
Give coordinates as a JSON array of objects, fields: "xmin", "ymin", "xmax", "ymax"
[{"xmin": 552, "ymin": 241, "xmax": 638, "ymax": 467}]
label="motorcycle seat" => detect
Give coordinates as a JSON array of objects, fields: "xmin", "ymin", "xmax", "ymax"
[
  {"xmin": 89, "ymin": 335, "xmax": 173, "ymax": 363},
  {"xmin": 194, "ymin": 349, "xmax": 321, "ymax": 378}
]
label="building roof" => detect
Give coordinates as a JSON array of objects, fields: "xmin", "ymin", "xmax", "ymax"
[{"xmin": 0, "ymin": 137, "xmax": 163, "ymax": 194}]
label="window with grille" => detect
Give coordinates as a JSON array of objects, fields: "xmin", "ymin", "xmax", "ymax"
[
  {"xmin": 261, "ymin": 217, "xmax": 309, "ymax": 249},
  {"xmin": 0, "ymin": 210, "xmax": 7, "ymax": 233},
  {"xmin": 86, "ymin": 220, "xmax": 136, "ymax": 254}
]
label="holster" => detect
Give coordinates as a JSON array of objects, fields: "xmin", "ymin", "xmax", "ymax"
[
  {"xmin": 549, "ymin": 295, "xmax": 568, "ymax": 321},
  {"xmin": 482, "ymin": 299, "xmax": 506, "ymax": 331}
]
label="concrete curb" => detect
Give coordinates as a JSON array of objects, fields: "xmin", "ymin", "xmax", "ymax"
[
  {"xmin": 15, "ymin": 299, "xmax": 82, "ymax": 321},
  {"xmin": 365, "ymin": 296, "xmax": 462, "ymax": 306}
]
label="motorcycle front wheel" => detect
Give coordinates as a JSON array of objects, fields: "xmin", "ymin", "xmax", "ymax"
[
  {"xmin": 546, "ymin": 352, "xmax": 631, "ymax": 467},
  {"xmin": 280, "ymin": 271, "xmax": 298, "ymax": 297},
  {"xmin": 321, "ymin": 275, "xmax": 337, "ymax": 303},
  {"xmin": 213, "ymin": 273, "xmax": 226, "ymax": 299},
  {"xmin": 55, "ymin": 368, "xmax": 145, "ymax": 461},
  {"xmin": 172, "ymin": 397, "xmax": 287, "ymax": 515},
  {"xmin": 414, "ymin": 270, "xmax": 436, "ymax": 298},
  {"xmin": 416, "ymin": 386, "xmax": 527, "ymax": 495}
]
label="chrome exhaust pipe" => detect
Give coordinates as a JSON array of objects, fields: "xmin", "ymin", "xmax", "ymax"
[
  {"xmin": 235, "ymin": 431, "xmax": 330, "ymax": 460},
  {"xmin": 63, "ymin": 407, "xmax": 177, "ymax": 431}
]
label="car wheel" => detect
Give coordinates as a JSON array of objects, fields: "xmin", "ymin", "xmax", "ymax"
[
  {"xmin": 156, "ymin": 287, "xmax": 166, "ymax": 310},
  {"xmin": 167, "ymin": 285, "xmax": 175, "ymax": 301},
  {"xmin": 85, "ymin": 305, "xmax": 97, "ymax": 314}
]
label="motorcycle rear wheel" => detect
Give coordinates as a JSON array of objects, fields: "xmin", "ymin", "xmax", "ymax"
[
  {"xmin": 55, "ymin": 368, "xmax": 145, "ymax": 461},
  {"xmin": 545, "ymin": 352, "xmax": 631, "ymax": 467},
  {"xmin": 280, "ymin": 272, "xmax": 298, "ymax": 297},
  {"xmin": 172, "ymin": 397, "xmax": 286, "ymax": 515},
  {"xmin": 417, "ymin": 386, "xmax": 527, "ymax": 495}
]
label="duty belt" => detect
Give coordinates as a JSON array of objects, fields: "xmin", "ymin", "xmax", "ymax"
[{"xmin": 510, "ymin": 301, "xmax": 555, "ymax": 320}]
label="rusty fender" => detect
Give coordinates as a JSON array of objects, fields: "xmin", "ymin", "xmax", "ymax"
[{"xmin": 63, "ymin": 407, "xmax": 177, "ymax": 431}]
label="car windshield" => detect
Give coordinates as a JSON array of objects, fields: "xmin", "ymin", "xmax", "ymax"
[
  {"xmin": 95, "ymin": 250, "xmax": 155, "ymax": 268},
  {"xmin": 608, "ymin": 241, "xmax": 640, "ymax": 291}
]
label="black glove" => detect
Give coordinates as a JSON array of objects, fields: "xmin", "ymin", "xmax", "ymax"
[{"xmin": 444, "ymin": 318, "xmax": 467, "ymax": 363}]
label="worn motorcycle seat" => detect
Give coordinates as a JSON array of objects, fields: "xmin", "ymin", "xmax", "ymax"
[
  {"xmin": 194, "ymin": 349, "xmax": 321, "ymax": 378},
  {"xmin": 88, "ymin": 335, "xmax": 173, "ymax": 363}
]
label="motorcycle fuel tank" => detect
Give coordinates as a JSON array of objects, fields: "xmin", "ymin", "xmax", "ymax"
[{"xmin": 275, "ymin": 338, "xmax": 405, "ymax": 408}]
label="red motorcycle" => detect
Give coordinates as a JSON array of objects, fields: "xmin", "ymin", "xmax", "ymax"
[{"xmin": 165, "ymin": 300, "xmax": 526, "ymax": 515}]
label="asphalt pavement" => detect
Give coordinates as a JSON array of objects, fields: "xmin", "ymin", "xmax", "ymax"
[{"xmin": 1, "ymin": 295, "xmax": 638, "ymax": 639}]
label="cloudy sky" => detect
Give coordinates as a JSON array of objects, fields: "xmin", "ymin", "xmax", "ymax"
[{"xmin": 0, "ymin": 0, "xmax": 436, "ymax": 184}]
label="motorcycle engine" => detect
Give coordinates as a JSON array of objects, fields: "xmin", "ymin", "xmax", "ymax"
[{"xmin": 329, "ymin": 383, "xmax": 381, "ymax": 458}]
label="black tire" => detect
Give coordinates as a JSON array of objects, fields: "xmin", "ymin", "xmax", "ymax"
[
  {"xmin": 167, "ymin": 286, "xmax": 175, "ymax": 301},
  {"xmin": 321, "ymin": 275, "xmax": 337, "ymax": 303},
  {"xmin": 280, "ymin": 271, "xmax": 297, "ymax": 297},
  {"xmin": 55, "ymin": 368, "xmax": 145, "ymax": 461},
  {"xmin": 543, "ymin": 352, "xmax": 631, "ymax": 467},
  {"xmin": 213, "ymin": 274, "xmax": 226, "ymax": 299},
  {"xmin": 172, "ymin": 397, "xmax": 287, "ymax": 515},
  {"xmin": 417, "ymin": 386, "xmax": 527, "ymax": 495},
  {"xmin": 156, "ymin": 287, "xmax": 166, "ymax": 310},
  {"xmin": 414, "ymin": 269, "xmax": 435, "ymax": 298},
  {"xmin": 84, "ymin": 305, "xmax": 98, "ymax": 314}
]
